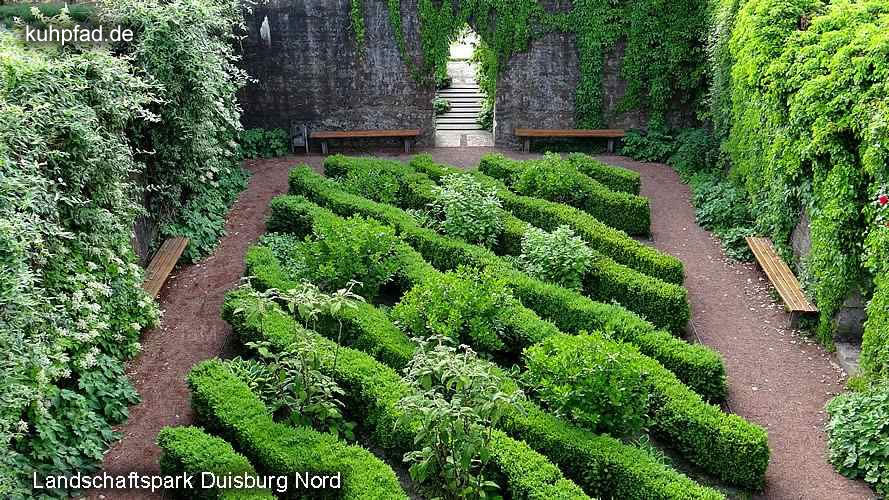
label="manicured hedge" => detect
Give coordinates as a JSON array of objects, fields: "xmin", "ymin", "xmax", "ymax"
[
  {"xmin": 478, "ymin": 153, "xmax": 650, "ymax": 236},
  {"xmin": 186, "ymin": 360, "xmax": 408, "ymax": 500},
  {"xmin": 409, "ymin": 154, "xmax": 684, "ymax": 284},
  {"xmin": 221, "ymin": 291, "xmax": 592, "ymax": 499},
  {"xmin": 157, "ymin": 426, "xmax": 275, "ymax": 500},
  {"xmin": 224, "ymin": 290, "xmax": 724, "ymax": 499},
  {"xmin": 268, "ymin": 186, "xmax": 719, "ymax": 402},
  {"xmin": 258, "ymin": 203, "xmax": 768, "ymax": 489},
  {"xmin": 566, "ymin": 152, "xmax": 641, "ymax": 195},
  {"xmin": 320, "ymin": 158, "xmax": 688, "ymax": 332}
]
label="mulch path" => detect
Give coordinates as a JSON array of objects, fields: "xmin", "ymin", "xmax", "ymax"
[{"xmin": 87, "ymin": 149, "xmax": 872, "ymax": 499}]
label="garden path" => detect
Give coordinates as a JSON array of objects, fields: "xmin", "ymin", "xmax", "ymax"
[
  {"xmin": 89, "ymin": 148, "xmax": 873, "ymax": 499},
  {"xmin": 602, "ymin": 155, "xmax": 874, "ymax": 500}
]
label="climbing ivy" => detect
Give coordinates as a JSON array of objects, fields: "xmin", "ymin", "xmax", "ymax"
[{"xmin": 350, "ymin": 0, "xmax": 709, "ymax": 128}]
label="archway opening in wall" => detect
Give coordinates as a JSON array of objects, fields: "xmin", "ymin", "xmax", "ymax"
[{"xmin": 433, "ymin": 25, "xmax": 495, "ymax": 147}]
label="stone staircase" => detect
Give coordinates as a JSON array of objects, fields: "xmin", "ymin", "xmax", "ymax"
[{"xmin": 436, "ymin": 84, "xmax": 485, "ymax": 131}]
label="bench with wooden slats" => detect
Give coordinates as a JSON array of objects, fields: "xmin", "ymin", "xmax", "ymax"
[
  {"xmin": 310, "ymin": 129, "xmax": 422, "ymax": 155},
  {"xmin": 142, "ymin": 237, "xmax": 188, "ymax": 298},
  {"xmin": 746, "ymin": 236, "xmax": 817, "ymax": 324},
  {"xmin": 515, "ymin": 128, "xmax": 626, "ymax": 153}
]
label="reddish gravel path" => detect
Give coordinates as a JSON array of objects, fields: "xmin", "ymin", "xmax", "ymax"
[
  {"xmin": 88, "ymin": 148, "xmax": 872, "ymax": 499},
  {"xmin": 600, "ymin": 155, "xmax": 873, "ymax": 500}
]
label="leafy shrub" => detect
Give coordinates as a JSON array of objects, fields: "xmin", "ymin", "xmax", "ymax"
[
  {"xmin": 620, "ymin": 129, "xmax": 675, "ymax": 162},
  {"xmin": 398, "ymin": 337, "xmax": 524, "ymax": 499},
  {"xmin": 518, "ymin": 226, "xmax": 594, "ymax": 291},
  {"xmin": 689, "ymin": 172, "xmax": 754, "ymax": 261},
  {"xmin": 157, "ymin": 426, "xmax": 275, "ymax": 500},
  {"xmin": 826, "ymin": 384, "xmax": 889, "ymax": 496},
  {"xmin": 433, "ymin": 97, "xmax": 451, "ymax": 115},
  {"xmin": 523, "ymin": 333, "xmax": 649, "ymax": 437},
  {"xmin": 303, "ymin": 215, "xmax": 402, "ymax": 300},
  {"xmin": 238, "ymin": 128, "xmax": 289, "ymax": 159},
  {"xmin": 668, "ymin": 128, "xmax": 722, "ymax": 180},
  {"xmin": 392, "ymin": 267, "xmax": 516, "ymax": 354},
  {"xmin": 187, "ymin": 359, "xmax": 409, "ymax": 499},
  {"xmin": 565, "ymin": 153, "xmax": 641, "ymax": 195},
  {"xmin": 429, "ymin": 173, "xmax": 503, "ymax": 248},
  {"xmin": 338, "ymin": 165, "xmax": 402, "ymax": 205}
]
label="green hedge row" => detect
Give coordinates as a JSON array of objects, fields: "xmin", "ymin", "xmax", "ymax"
[
  {"xmin": 221, "ymin": 291, "xmax": 592, "ymax": 499},
  {"xmin": 276, "ymin": 170, "xmax": 714, "ymax": 395},
  {"xmin": 157, "ymin": 426, "xmax": 275, "ymax": 500},
  {"xmin": 224, "ymin": 290, "xmax": 724, "ymax": 499},
  {"xmin": 186, "ymin": 360, "xmax": 408, "ymax": 500},
  {"xmin": 478, "ymin": 153, "xmax": 650, "ymax": 236},
  {"xmin": 409, "ymin": 154, "xmax": 684, "ymax": 284},
  {"xmin": 262, "ymin": 197, "xmax": 768, "ymax": 489},
  {"xmin": 322, "ymin": 157, "xmax": 688, "ymax": 332},
  {"xmin": 565, "ymin": 152, "xmax": 641, "ymax": 195}
]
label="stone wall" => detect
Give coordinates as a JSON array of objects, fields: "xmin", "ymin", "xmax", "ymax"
[{"xmin": 238, "ymin": 0, "xmax": 683, "ymax": 149}]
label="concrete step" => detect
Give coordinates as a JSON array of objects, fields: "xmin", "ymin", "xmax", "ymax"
[
  {"xmin": 437, "ymin": 123, "xmax": 484, "ymax": 130},
  {"xmin": 438, "ymin": 112, "xmax": 480, "ymax": 119},
  {"xmin": 438, "ymin": 93, "xmax": 484, "ymax": 100},
  {"xmin": 437, "ymin": 117, "xmax": 480, "ymax": 125},
  {"xmin": 443, "ymin": 99, "xmax": 483, "ymax": 105},
  {"xmin": 439, "ymin": 88, "xmax": 481, "ymax": 95}
]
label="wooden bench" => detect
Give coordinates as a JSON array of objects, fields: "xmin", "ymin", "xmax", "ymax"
[
  {"xmin": 515, "ymin": 128, "xmax": 626, "ymax": 153},
  {"xmin": 310, "ymin": 129, "xmax": 422, "ymax": 155},
  {"xmin": 746, "ymin": 236, "xmax": 817, "ymax": 325},
  {"xmin": 142, "ymin": 237, "xmax": 189, "ymax": 298}
]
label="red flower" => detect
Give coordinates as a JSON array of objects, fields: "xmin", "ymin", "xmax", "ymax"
[{"xmin": 880, "ymin": 194, "xmax": 889, "ymax": 206}]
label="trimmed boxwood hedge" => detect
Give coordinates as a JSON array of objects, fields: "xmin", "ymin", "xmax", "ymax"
[
  {"xmin": 565, "ymin": 152, "xmax": 641, "ymax": 195},
  {"xmin": 220, "ymin": 292, "xmax": 592, "ymax": 499},
  {"xmin": 186, "ymin": 360, "xmax": 408, "ymax": 500},
  {"xmin": 259, "ymin": 199, "xmax": 768, "ymax": 489},
  {"xmin": 223, "ymin": 290, "xmax": 724, "ymax": 500},
  {"xmin": 478, "ymin": 153, "xmax": 650, "ymax": 236},
  {"xmin": 321, "ymin": 157, "xmax": 688, "ymax": 332},
  {"xmin": 409, "ymin": 154, "xmax": 684, "ymax": 284},
  {"xmin": 276, "ymin": 170, "xmax": 710, "ymax": 383},
  {"xmin": 157, "ymin": 426, "xmax": 275, "ymax": 500}
]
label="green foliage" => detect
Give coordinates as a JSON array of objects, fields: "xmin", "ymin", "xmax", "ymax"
[
  {"xmin": 157, "ymin": 426, "xmax": 275, "ymax": 500},
  {"xmin": 281, "ymin": 169, "xmax": 720, "ymax": 399},
  {"xmin": 102, "ymin": 0, "xmax": 250, "ymax": 263},
  {"xmin": 398, "ymin": 337, "xmax": 524, "ymax": 499},
  {"xmin": 392, "ymin": 267, "xmax": 515, "ymax": 354},
  {"xmin": 265, "ymin": 189, "xmax": 768, "ymax": 488},
  {"xmin": 620, "ymin": 129, "xmax": 675, "ymax": 162},
  {"xmin": 0, "ymin": 32, "xmax": 159, "ymax": 497},
  {"xmin": 222, "ymin": 290, "xmax": 593, "ymax": 499},
  {"xmin": 0, "ymin": 3, "xmax": 95, "ymax": 27},
  {"xmin": 518, "ymin": 226, "xmax": 594, "ymax": 291},
  {"xmin": 690, "ymin": 172, "xmax": 754, "ymax": 260},
  {"xmin": 481, "ymin": 153, "xmax": 651, "ymax": 237},
  {"xmin": 433, "ymin": 97, "xmax": 451, "ymax": 115},
  {"xmin": 564, "ymin": 153, "xmax": 641, "ymax": 195},
  {"xmin": 238, "ymin": 128, "xmax": 289, "ymax": 159},
  {"xmin": 430, "ymin": 173, "xmax": 504, "ymax": 248},
  {"xmin": 826, "ymin": 384, "xmax": 889, "ymax": 496},
  {"xmin": 471, "ymin": 39, "xmax": 497, "ymax": 131},
  {"xmin": 523, "ymin": 333, "xmax": 649, "ymax": 437},
  {"xmin": 349, "ymin": 0, "xmax": 365, "ymax": 53},
  {"xmin": 187, "ymin": 359, "xmax": 408, "ymax": 499}
]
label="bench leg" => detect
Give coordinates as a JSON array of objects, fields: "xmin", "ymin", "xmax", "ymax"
[
  {"xmin": 404, "ymin": 138, "xmax": 411, "ymax": 154},
  {"xmin": 607, "ymin": 138, "xmax": 615, "ymax": 154},
  {"xmin": 321, "ymin": 140, "xmax": 328, "ymax": 155},
  {"xmin": 523, "ymin": 138, "xmax": 530, "ymax": 153}
]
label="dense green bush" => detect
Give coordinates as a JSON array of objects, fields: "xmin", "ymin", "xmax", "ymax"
[
  {"xmin": 432, "ymin": 97, "xmax": 451, "ymax": 115},
  {"xmin": 157, "ymin": 426, "xmax": 274, "ymax": 500},
  {"xmin": 392, "ymin": 267, "xmax": 515, "ymax": 354},
  {"xmin": 0, "ymin": 33, "xmax": 159, "ymax": 497},
  {"xmin": 619, "ymin": 129, "xmax": 675, "ymax": 162},
  {"xmin": 223, "ymin": 291, "xmax": 593, "ymax": 499},
  {"xmin": 411, "ymin": 154, "xmax": 684, "ymax": 284},
  {"xmin": 690, "ymin": 172, "xmax": 754, "ymax": 260},
  {"xmin": 524, "ymin": 333, "xmax": 649, "ymax": 437},
  {"xmin": 265, "ymin": 194, "xmax": 768, "ymax": 488},
  {"xmin": 238, "ymin": 128, "xmax": 289, "ymax": 159},
  {"xmin": 187, "ymin": 359, "xmax": 409, "ymax": 499},
  {"xmin": 565, "ymin": 153, "xmax": 641, "ymax": 195},
  {"xmin": 518, "ymin": 226, "xmax": 594, "ymax": 291},
  {"xmin": 276, "ymin": 171, "xmax": 721, "ymax": 399},
  {"xmin": 429, "ymin": 173, "xmax": 504, "ymax": 248},
  {"xmin": 481, "ymin": 153, "xmax": 651, "ymax": 236},
  {"xmin": 825, "ymin": 384, "xmax": 889, "ymax": 496},
  {"xmin": 225, "ymin": 288, "xmax": 723, "ymax": 499}
]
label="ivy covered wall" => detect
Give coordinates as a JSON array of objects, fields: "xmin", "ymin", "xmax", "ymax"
[{"xmin": 239, "ymin": 0, "xmax": 710, "ymax": 147}]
